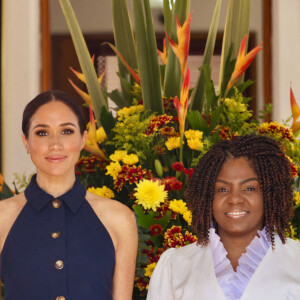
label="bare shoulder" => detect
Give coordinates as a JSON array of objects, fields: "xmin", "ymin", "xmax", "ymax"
[
  {"xmin": 0, "ymin": 193, "xmax": 26, "ymax": 220},
  {"xmin": 0, "ymin": 193, "xmax": 27, "ymax": 253}
]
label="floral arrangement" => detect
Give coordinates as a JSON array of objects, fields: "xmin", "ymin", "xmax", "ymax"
[{"xmin": 1, "ymin": 0, "xmax": 300, "ymax": 299}]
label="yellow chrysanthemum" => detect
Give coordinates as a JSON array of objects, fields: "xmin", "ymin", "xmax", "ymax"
[
  {"xmin": 109, "ymin": 150, "xmax": 128, "ymax": 162},
  {"xmin": 184, "ymin": 129, "xmax": 203, "ymax": 140},
  {"xmin": 88, "ymin": 186, "xmax": 115, "ymax": 199},
  {"xmin": 122, "ymin": 154, "xmax": 139, "ymax": 165},
  {"xmin": 144, "ymin": 262, "xmax": 156, "ymax": 278},
  {"xmin": 183, "ymin": 210, "xmax": 192, "ymax": 225},
  {"xmin": 294, "ymin": 191, "xmax": 300, "ymax": 206},
  {"xmin": 134, "ymin": 179, "xmax": 167, "ymax": 211},
  {"xmin": 96, "ymin": 127, "xmax": 107, "ymax": 144},
  {"xmin": 165, "ymin": 137, "xmax": 181, "ymax": 151},
  {"xmin": 106, "ymin": 161, "xmax": 122, "ymax": 180},
  {"xmin": 169, "ymin": 199, "xmax": 188, "ymax": 214},
  {"xmin": 187, "ymin": 138, "xmax": 203, "ymax": 151}
]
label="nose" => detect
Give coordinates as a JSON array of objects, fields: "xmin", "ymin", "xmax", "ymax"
[
  {"xmin": 48, "ymin": 134, "xmax": 63, "ymax": 150},
  {"xmin": 227, "ymin": 189, "xmax": 244, "ymax": 205}
]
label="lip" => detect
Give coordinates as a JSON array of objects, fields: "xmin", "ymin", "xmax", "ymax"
[
  {"xmin": 45, "ymin": 155, "xmax": 67, "ymax": 163},
  {"xmin": 225, "ymin": 210, "xmax": 249, "ymax": 218}
]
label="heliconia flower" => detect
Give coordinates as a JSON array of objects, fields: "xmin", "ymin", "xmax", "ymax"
[
  {"xmin": 69, "ymin": 62, "xmax": 106, "ymax": 106},
  {"xmin": 173, "ymin": 69, "xmax": 190, "ymax": 134},
  {"xmin": 290, "ymin": 87, "xmax": 300, "ymax": 132},
  {"xmin": 68, "ymin": 79, "xmax": 92, "ymax": 106},
  {"xmin": 157, "ymin": 38, "xmax": 168, "ymax": 64},
  {"xmin": 84, "ymin": 105, "xmax": 106, "ymax": 160},
  {"xmin": 226, "ymin": 34, "xmax": 263, "ymax": 92},
  {"xmin": 104, "ymin": 42, "xmax": 141, "ymax": 84},
  {"xmin": 166, "ymin": 12, "xmax": 192, "ymax": 76},
  {"xmin": 69, "ymin": 55, "xmax": 95, "ymax": 84}
]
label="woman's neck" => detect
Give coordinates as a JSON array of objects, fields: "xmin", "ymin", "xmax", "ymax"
[{"xmin": 36, "ymin": 173, "xmax": 76, "ymax": 198}]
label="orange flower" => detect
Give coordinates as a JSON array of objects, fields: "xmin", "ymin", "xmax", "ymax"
[
  {"xmin": 166, "ymin": 12, "xmax": 192, "ymax": 76},
  {"xmin": 157, "ymin": 38, "xmax": 167, "ymax": 64},
  {"xmin": 69, "ymin": 55, "xmax": 106, "ymax": 106},
  {"xmin": 290, "ymin": 87, "xmax": 300, "ymax": 133},
  {"xmin": 84, "ymin": 106, "xmax": 106, "ymax": 159},
  {"xmin": 173, "ymin": 69, "xmax": 190, "ymax": 134},
  {"xmin": 226, "ymin": 34, "xmax": 263, "ymax": 92}
]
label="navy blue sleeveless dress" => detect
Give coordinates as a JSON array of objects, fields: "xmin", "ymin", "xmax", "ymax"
[{"xmin": 0, "ymin": 174, "xmax": 115, "ymax": 300}]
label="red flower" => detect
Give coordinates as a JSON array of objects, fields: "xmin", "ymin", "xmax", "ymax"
[
  {"xmin": 171, "ymin": 162, "xmax": 184, "ymax": 172},
  {"xmin": 183, "ymin": 168, "xmax": 194, "ymax": 178},
  {"xmin": 170, "ymin": 180, "xmax": 183, "ymax": 191},
  {"xmin": 149, "ymin": 224, "xmax": 164, "ymax": 236},
  {"xmin": 163, "ymin": 176, "xmax": 177, "ymax": 191}
]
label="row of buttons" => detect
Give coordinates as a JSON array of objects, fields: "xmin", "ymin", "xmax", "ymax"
[{"xmin": 52, "ymin": 200, "xmax": 65, "ymax": 300}]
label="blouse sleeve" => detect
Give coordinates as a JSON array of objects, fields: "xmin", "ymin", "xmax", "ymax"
[{"xmin": 146, "ymin": 248, "xmax": 176, "ymax": 300}]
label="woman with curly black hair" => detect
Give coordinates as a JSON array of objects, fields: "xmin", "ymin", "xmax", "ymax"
[{"xmin": 147, "ymin": 135, "xmax": 300, "ymax": 300}]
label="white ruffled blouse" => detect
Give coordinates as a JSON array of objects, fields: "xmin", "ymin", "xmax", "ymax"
[{"xmin": 209, "ymin": 228, "xmax": 270, "ymax": 299}]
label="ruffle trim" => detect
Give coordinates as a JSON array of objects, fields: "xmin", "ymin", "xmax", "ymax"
[{"xmin": 209, "ymin": 228, "xmax": 271, "ymax": 300}]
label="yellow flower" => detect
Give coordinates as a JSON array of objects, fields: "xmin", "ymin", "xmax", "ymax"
[
  {"xmin": 122, "ymin": 154, "xmax": 139, "ymax": 165},
  {"xmin": 117, "ymin": 105, "xmax": 144, "ymax": 119},
  {"xmin": 184, "ymin": 129, "xmax": 203, "ymax": 140},
  {"xmin": 224, "ymin": 98, "xmax": 247, "ymax": 113},
  {"xmin": 106, "ymin": 161, "xmax": 122, "ymax": 180},
  {"xmin": 134, "ymin": 179, "xmax": 167, "ymax": 211},
  {"xmin": 187, "ymin": 138, "xmax": 203, "ymax": 151},
  {"xmin": 88, "ymin": 186, "xmax": 115, "ymax": 199},
  {"xmin": 144, "ymin": 262, "xmax": 156, "ymax": 278},
  {"xmin": 110, "ymin": 150, "xmax": 128, "ymax": 162},
  {"xmin": 294, "ymin": 191, "xmax": 300, "ymax": 206},
  {"xmin": 183, "ymin": 210, "xmax": 192, "ymax": 225},
  {"xmin": 96, "ymin": 127, "xmax": 107, "ymax": 144},
  {"xmin": 165, "ymin": 137, "xmax": 181, "ymax": 151},
  {"xmin": 169, "ymin": 199, "xmax": 188, "ymax": 214}
]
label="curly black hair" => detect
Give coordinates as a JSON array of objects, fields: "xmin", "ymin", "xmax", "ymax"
[{"xmin": 187, "ymin": 134, "xmax": 294, "ymax": 247}]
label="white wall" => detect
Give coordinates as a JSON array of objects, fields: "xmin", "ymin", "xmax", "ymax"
[
  {"xmin": 272, "ymin": 0, "xmax": 300, "ymax": 122},
  {"xmin": 1, "ymin": 0, "xmax": 40, "ymax": 185}
]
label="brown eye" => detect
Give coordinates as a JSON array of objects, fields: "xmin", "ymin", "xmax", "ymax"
[
  {"xmin": 36, "ymin": 130, "xmax": 48, "ymax": 136},
  {"xmin": 62, "ymin": 128, "xmax": 74, "ymax": 135}
]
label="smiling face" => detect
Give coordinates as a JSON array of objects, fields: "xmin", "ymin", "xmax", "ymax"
[
  {"xmin": 212, "ymin": 156, "xmax": 264, "ymax": 240},
  {"xmin": 22, "ymin": 100, "xmax": 87, "ymax": 181}
]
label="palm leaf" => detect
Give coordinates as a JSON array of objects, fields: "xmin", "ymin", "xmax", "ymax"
[
  {"xmin": 111, "ymin": 0, "xmax": 137, "ymax": 105},
  {"xmin": 59, "ymin": 0, "xmax": 107, "ymax": 125},
  {"xmin": 132, "ymin": 0, "xmax": 163, "ymax": 114},
  {"xmin": 190, "ymin": 0, "xmax": 222, "ymax": 112}
]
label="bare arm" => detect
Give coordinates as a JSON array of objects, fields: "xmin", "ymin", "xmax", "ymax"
[{"xmin": 111, "ymin": 207, "xmax": 138, "ymax": 300}]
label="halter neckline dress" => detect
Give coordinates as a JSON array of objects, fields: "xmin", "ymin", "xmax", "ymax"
[{"xmin": 0, "ymin": 174, "xmax": 115, "ymax": 300}]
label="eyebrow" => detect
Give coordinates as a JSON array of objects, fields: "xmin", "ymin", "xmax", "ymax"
[
  {"xmin": 216, "ymin": 177, "xmax": 259, "ymax": 185},
  {"xmin": 32, "ymin": 122, "xmax": 77, "ymax": 129}
]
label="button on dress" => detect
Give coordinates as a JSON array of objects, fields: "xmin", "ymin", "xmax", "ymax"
[{"xmin": 0, "ymin": 175, "xmax": 115, "ymax": 300}]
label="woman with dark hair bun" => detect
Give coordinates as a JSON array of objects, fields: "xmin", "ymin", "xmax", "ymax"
[
  {"xmin": 0, "ymin": 90, "xmax": 138, "ymax": 300},
  {"xmin": 147, "ymin": 135, "xmax": 300, "ymax": 300}
]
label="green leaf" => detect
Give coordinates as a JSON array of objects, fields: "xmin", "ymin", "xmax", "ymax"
[
  {"xmin": 59, "ymin": 0, "xmax": 107, "ymax": 126},
  {"xmin": 100, "ymin": 106, "xmax": 116, "ymax": 135},
  {"xmin": 190, "ymin": 0, "xmax": 222, "ymax": 111},
  {"xmin": 132, "ymin": 0, "xmax": 163, "ymax": 114},
  {"xmin": 219, "ymin": 0, "xmax": 251, "ymax": 90},
  {"xmin": 107, "ymin": 89, "xmax": 128, "ymax": 109},
  {"xmin": 220, "ymin": 46, "xmax": 235, "ymax": 97},
  {"xmin": 134, "ymin": 205, "xmax": 171, "ymax": 229},
  {"xmin": 112, "ymin": 0, "xmax": 138, "ymax": 104},
  {"xmin": 186, "ymin": 110, "xmax": 209, "ymax": 134},
  {"xmin": 0, "ymin": 182, "xmax": 14, "ymax": 200}
]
